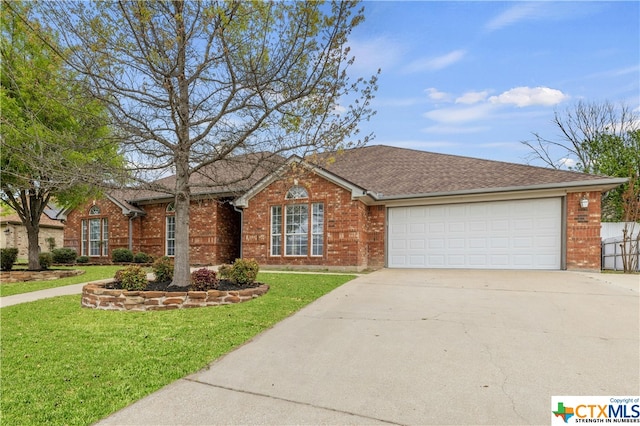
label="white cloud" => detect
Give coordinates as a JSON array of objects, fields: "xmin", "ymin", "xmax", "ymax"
[
  {"xmin": 348, "ymin": 37, "xmax": 405, "ymax": 74},
  {"xmin": 488, "ymin": 86, "xmax": 568, "ymax": 107},
  {"xmin": 425, "ymin": 88, "xmax": 451, "ymax": 102},
  {"xmin": 558, "ymin": 158, "xmax": 577, "ymax": 169},
  {"xmin": 403, "ymin": 50, "xmax": 466, "ymax": 73},
  {"xmin": 484, "ymin": 3, "xmax": 542, "ymax": 31},
  {"xmin": 423, "ymin": 104, "xmax": 495, "ymax": 124},
  {"xmin": 455, "ymin": 91, "xmax": 490, "ymax": 105}
]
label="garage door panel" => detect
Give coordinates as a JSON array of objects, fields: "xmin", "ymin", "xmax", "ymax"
[{"xmin": 388, "ymin": 198, "xmax": 561, "ymax": 269}]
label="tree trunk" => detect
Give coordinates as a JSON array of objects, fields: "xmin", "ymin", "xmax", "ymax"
[
  {"xmin": 25, "ymin": 221, "xmax": 41, "ymax": 270},
  {"xmin": 171, "ymin": 0, "xmax": 192, "ymax": 287},
  {"xmin": 172, "ymin": 176, "xmax": 191, "ymax": 287}
]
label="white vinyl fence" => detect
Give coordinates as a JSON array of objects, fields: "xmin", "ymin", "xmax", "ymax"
[{"xmin": 601, "ymin": 223, "xmax": 640, "ymax": 272}]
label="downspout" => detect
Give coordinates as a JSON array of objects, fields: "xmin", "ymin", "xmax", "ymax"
[
  {"xmin": 128, "ymin": 212, "xmax": 140, "ymax": 251},
  {"xmin": 232, "ymin": 204, "xmax": 243, "ymax": 259}
]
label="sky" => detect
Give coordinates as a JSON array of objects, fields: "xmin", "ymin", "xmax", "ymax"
[{"xmin": 347, "ymin": 1, "xmax": 640, "ymax": 166}]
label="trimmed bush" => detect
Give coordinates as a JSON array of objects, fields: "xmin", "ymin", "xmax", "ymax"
[
  {"xmin": 133, "ymin": 252, "xmax": 151, "ymax": 264},
  {"xmin": 152, "ymin": 256, "xmax": 173, "ymax": 283},
  {"xmin": 0, "ymin": 248, "xmax": 19, "ymax": 271},
  {"xmin": 76, "ymin": 256, "xmax": 90, "ymax": 264},
  {"xmin": 39, "ymin": 252, "xmax": 53, "ymax": 270},
  {"xmin": 51, "ymin": 248, "xmax": 77, "ymax": 264},
  {"xmin": 114, "ymin": 265, "xmax": 147, "ymax": 290},
  {"xmin": 190, "ymin": 268, "xmax": 219, "ymax": 291},
  {"xmin": 228, "ymin": 258, "xmax": 260, "ymax": 286},
  {"xmin": 217, "ymin": 263, "xmax": 232, "ymax": 280},
  {"xmin": 112, "ymin": 248, "xmax": 134, "ymax": 263}
]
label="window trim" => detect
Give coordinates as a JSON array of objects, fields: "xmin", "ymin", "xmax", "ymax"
[
  {"xmin": 270, "ymin": 205, "xmax": 282, "ymax": 256},
  {"xmin": 270, "ymin": 201, "xmax": 324, "ymax": 258},
  {"xmin": 166, "ymin": 215, "xmax": 176, "ymax": 257},
  {"xmin": 284, "ymin": 203, "xmax": 309, "ymax": 257}
]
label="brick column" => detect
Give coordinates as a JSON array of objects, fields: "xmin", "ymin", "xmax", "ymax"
[{"xmin": 566, "ymin": 192, "xmax": 602, "ymax": 271}]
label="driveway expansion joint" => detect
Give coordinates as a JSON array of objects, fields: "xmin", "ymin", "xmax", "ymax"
[{"xmin": 184, "ymin": 378, "xmax": 405, "ymax": 426}]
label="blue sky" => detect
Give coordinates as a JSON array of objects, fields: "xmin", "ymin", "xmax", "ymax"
[{"xmin": 347, "ymin": 1, "xmax": 640, "ymax": 166}]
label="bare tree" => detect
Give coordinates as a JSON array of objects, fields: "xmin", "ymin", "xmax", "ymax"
[
  {"xmin": 33, "ymin": 1, "xmax": 378, "ymax": 285},
  {"xmin": 523, "ymin": 100, "xmax": 638, "ymax": 173}
]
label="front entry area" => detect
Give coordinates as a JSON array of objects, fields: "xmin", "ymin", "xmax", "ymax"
[{"xmin": 387, "ymin": 198, "xmax": 562, "ymax": 269}]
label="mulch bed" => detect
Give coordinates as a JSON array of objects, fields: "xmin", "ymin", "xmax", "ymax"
[{"xmin": 105, "ymin": 279, "xmax": 260, "ymax": 292}]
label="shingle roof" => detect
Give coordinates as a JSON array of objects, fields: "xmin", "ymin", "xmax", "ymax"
[
  {"xmin": 112, "ymin": 152, "xmax": 284, "ymax": 206},
  {"xmin": 321, "ymin": 145, "xmax": 620, "ymax": 198},
  {"xmin": 0, "ymin": 213, "xmax": 64, "ymax": 228}
]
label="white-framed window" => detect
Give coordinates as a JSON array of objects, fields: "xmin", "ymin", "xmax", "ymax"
[
  {"xmin": 166, "ymin": 203, "xmax": 175, "ymax": 256},
  {"xmin": 285, "ymin": 204, "xmax": 308, "ymax": 256},
  {"xmin": 311, "ymin": 203, "xmax": 324, "ymax": 256},
  {"xmin": 270, "ymin": 186, "xmax": 324, "ymax": 257},
  {"xmin": 81, "ymin": 219, "xmax": 87, "ymax": 256},
  {"xmin": 271, "ymin": 205, "xmax": 282, "ymax": 256},
  {"xmin": 89, "ymin": 218, "xmax": 101, "ymax": 256},
  {"xmin": 81, "ymin": 205, "xmax": 108, "ymax": 257},
  {"xmin": 286, "ymin": 185, "xmax": 308, "ymax": 200}
]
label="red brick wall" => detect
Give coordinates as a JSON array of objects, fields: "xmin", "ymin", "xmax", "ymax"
[
  {"xmin": 138, "ymin": 199, "xmax": 240, "ymax": 265},
  {"xmin": 366, "ymin": 205, "xmax": 386, "ymax": 268},
  {"xmin": 65, "ymin": 197, "xmax": 240, "ymax": 265},
  {"xmin": 566, "ymin": 191, "xmax": 602, "ymax": 270},
  {"xmin": 63, "ymin": 199, "xmax": 130, "ymax": 262},
  {"xmin": 241, "ymin": 169, "xmax": 376, "ymax": 270}
]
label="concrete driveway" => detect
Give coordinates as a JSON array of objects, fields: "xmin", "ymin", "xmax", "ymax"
[{"xmin": 98, "ymin": 269, "xmax": 639, "ymax": 425}]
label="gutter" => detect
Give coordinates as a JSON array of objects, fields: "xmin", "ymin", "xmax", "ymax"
[
  {"xmin": 128, "ymin": 212, "xmax": 141, "ymax": 251},
  {"xmin": 367, "ymin": 177, "xmax": 628, "ymax": 202}
]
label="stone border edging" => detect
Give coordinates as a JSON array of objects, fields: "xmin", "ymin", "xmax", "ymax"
[
  {"xmin": 0, "ymin": 269, "xmax": 84, "ymax": 283},
  {"xmin": 81, "ymin": 281, "xmax": 269, "ymax": 311}
]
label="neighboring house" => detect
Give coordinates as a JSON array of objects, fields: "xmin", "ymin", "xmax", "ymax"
[
  {"xmin": 0, "ymin": 210, "xmax": 65, "ymax": 258},
  {"xmin": 60, "ymin": 145, "xmax": 626, "ymax": 271}
]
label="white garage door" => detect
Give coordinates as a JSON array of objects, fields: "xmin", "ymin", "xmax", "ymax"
[{"xmin": 388, "ymin": 198, "xmax": 562, "ymax": 269}]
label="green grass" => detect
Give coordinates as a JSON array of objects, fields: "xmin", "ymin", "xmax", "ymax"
[
  {"xmin": 0, "ymin": 266, "xmax": 123, "ymax": 297},
  {"xmin": 0, "ymin": 272, "xmax": 355, "ymax": 426}
]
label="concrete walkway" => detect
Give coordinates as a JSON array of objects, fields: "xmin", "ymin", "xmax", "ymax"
[{"xmin": 93, "ymin": 269, "xmax": 638, "ymax": 425}]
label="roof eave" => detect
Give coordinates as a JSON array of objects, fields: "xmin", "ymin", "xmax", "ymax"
[
  {"xmin": 370, "ymin": 177, "xmax": 628, "ymax": 202},
  {"xmin": 233, "ymin": 156, "xmax": 367, "ymax": 208}
]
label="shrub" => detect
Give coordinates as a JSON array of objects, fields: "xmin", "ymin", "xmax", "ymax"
[
  {"xmin": 39, "ymin": 252, "xmax": 53, "ymax": 270},
  {"xmin": 112, "ymin": 248, "xmax": 134, "ymax": 263},
  {"xmin": 114, "ymin": 265, "xmax": 147, "ymax": 290},
  {"xmin": 152, "ymin": 256, "xmax": 174, "ymax": 283},
  {"xmin": 76, "ymin": 256, "xmax": 90, "ymax": 264},
  {"xmin": 190, "ymin": 268, "xmax": 219, "ymax": 291},
  {"xmin": 51, "ymin": 247, "xmax": 77, "ymax": 264},
  {"xmin": 133, "ymin": 252, "xmax": 151, "ymax": 264},
  {"xmin": 45, "ymin": 236, "xmax": 56, "ymax": 252},
  {"xmin": 217, "ymin": 263, "xmax": 232, "ymax": 280},
  {"xmin": 228, "ymin": 258, "xmax": 259, "ymax": 286},
  {"xmin": 0, "ymin": 248, "xmax": 19, "ymax": 271}
]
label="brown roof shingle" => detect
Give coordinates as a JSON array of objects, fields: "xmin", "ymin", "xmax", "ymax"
[{"xmin": 322, "ymin": 145, "xmax": 615, "ymax": 198}]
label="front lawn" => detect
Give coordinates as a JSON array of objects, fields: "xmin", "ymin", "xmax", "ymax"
[
  {"xmin": 0, "ymin": 266, "xmax": 123, "ymax": 297},
  {"xmin": 0, "ymin": 272, "xmax": 355, "ymax": 426}
]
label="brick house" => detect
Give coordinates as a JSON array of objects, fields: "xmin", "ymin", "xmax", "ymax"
[
  {"xmin": 1, "ymin": 210, "xmax": 64, "ymax": 258},
  {"xmin": 60, "ymin": 145, "xmax": 625, "ymax": 271}
]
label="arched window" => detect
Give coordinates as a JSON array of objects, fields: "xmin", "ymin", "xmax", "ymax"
[
  {"xmin": 166, "ymin": 202, "xmax": 175, "ymax": 212},
  {"xmin": 285, "ymin": 185, "xmax": 308, "ymax": 200},
  {"xmin": 271, "ymin": 185, "xmax": 323, "ymax": 257},
  {"xmin": 82, "ymin": 205, "xmax": 108, "ymax": 257}
]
